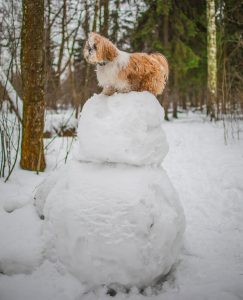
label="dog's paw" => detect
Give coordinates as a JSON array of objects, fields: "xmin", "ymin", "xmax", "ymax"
[{"xmin": 102, "ymin": 87, "xmax": 116, "ymax": 96}]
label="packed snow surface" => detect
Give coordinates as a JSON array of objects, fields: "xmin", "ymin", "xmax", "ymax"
[
  {"xmin": 35, "ymin": 91, "xmax": 184, "ymax": 288},
  {"xmin": 0, "ymin": 204, "xmax": 43, "ymax": 275},
  {"xmin": 77, "ymin": 92, "xmax": 169, "ymax": 165},
  {"xmin": 44, "ymin": 109, "xmax": 78, "ymax": 134},
  {"xmin": 0, "ymin": 112, "xmax": 243, "ymax": 300},
  {"xmin": 36, "ymin": 161, "xmax": 185, "ymax": 288}
]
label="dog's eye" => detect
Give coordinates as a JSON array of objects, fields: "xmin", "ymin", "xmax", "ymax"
[{"xmin": 93, "ymin": 44, "xmax": 97, "ymax": 50}]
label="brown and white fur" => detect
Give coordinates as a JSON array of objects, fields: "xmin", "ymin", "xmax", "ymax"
[{"xmin": 83, "ymin": 32, "xmax": 169, "ymax": 96}]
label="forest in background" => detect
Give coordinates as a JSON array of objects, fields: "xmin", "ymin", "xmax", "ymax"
[
  {"xmin": 0, "ymin": 0, "xmax": 242, "ymax": 177},
  {"xmin": 0, "ymin": 0, "xmax": 242, "ymax": 118}
]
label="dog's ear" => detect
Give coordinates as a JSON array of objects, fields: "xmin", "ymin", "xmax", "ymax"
[
  {"xmin": 88, "ymin": 32, "xmax": 101, "ymax": 46},
  {"xmin": 105, "ymin": 43, "xmax": 117, "ymax": 60}
]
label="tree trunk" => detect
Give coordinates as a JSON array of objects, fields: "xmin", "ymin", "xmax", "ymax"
[
  {"xmin": 81, "ymin": 0, "xmax": 91, "ymax": 107},
  {"xmin": 172, "ymin": 65, "xmax": 178, "ymax": 118},
  {"xmin": 162, "ymin": 13, "xmax": 169, "ymax": 121},
  {"xmin": 101, "ymin": 0, "xmax": 109, "ymax": 37},
  {"xmin": 20, "ymin": 0, "xmax": 45, "ymax": 171},
  {"xmin": 99, "ymin": 0, "xmax": 102, "ymax": 32},
  {"xmin": 92, "ymin": 0, "xmax": 99, "ymax": 32},
  {"xmin": 182, "ymin": 94, "xmax": 187, "ymax": 110},
  {"xmin": 207, "ymin": 0, "xmax": 217, "ymax": 120},
  {"xmin": 44, "ymin": 0, "xmax": 57, "ymax": 109},
  {"xmin": 172, "ymin": 93, "xmax": 178, "ymax": 118},
  {"xmin": 111, "ymin": 0, "xmax": 120, "ymax": 42},
  {"xmin": 56, "ymin": 0, "xmax": 67, "ymax": 86}
]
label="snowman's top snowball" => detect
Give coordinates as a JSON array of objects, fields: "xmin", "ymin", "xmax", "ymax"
[{"xmin": 77, "ymin": 91, "xmax": 169, "ymax": 166}]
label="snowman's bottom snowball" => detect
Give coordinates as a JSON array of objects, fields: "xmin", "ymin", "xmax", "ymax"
[{"xmin": 43, "ymin": 161, "xmax": 185, "ymax": 288}]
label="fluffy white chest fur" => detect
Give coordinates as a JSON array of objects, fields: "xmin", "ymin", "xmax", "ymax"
[{"xmin": 96, "ymin": 51, "xmax": 130, "ymax": 90}]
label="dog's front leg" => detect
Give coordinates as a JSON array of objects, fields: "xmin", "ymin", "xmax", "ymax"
[
  {"xmin": 102, "ymin": 86, "xmax": 116, "ymax": 96},
  {"xmin": 117, "ymin": 87, "xmax": 131, "ymax": 94}
]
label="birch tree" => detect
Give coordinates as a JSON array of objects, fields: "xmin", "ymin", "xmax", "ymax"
[
  {"xmin": 207, "ymin": 0, "xmax": 217, "ymax": 119},
  {"xmin": 20, "ymin": 0, "xmax": 46, "ymax": 171}
]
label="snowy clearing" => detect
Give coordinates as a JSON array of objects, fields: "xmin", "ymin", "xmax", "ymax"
[{"xmin": 0, "ymin": 113, "xmax": 243, "ymax": 300}]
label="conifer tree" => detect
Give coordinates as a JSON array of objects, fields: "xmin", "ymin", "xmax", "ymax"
[{"xmin": 131, "ymin": 0, "xmax": 201, "ymax": 119}]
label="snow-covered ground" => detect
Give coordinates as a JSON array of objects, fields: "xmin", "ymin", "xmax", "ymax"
[
  {"xmin": 0, "ymin": 113, "xmax": 243, "ymax": 300},
  {"xmin": 44, "ymin": 108, "xmax": 78, "ymax": 135}
]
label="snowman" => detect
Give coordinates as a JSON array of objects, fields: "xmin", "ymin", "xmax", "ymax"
[{"xmin": 35, "ymin": 91, "xmax": 185, "ymax": 291}]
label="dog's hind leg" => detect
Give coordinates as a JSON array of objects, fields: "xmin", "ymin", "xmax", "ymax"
[{"xmin": 102, "ymin": 86, "xmax": 117, "ymax": 96}]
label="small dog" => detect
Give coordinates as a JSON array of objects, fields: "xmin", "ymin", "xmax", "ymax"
[{"xmin": 83, "ymin": 32, "xmax": 169, "ymax": 96}]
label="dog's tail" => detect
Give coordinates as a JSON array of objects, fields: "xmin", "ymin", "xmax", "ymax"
[{"xmin": 150, "ymin": 53, "xmax": 169, "ymax": 78}]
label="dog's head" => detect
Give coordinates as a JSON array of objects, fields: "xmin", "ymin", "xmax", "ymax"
[{"xmin": 83, "ymin": 32, "xmax": 118, "ymax": 65}]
